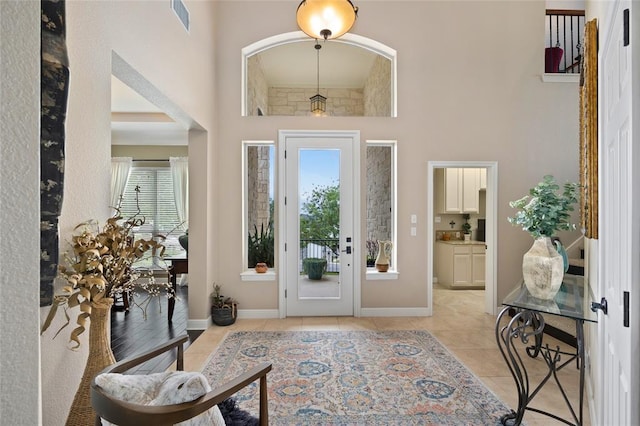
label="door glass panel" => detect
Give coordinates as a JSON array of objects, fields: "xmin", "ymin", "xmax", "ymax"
[{"xmin": 298, "ymin": 149, "xmax": 341, "ymax": 299}]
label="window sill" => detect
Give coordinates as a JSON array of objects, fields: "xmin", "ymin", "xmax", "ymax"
[
  {"xmin": 541, "ymin": 73, "xmax": 580, "ymax": 83},
  {"xmin": 240, "ymin": 270, "xmax": 276, "ymax": 282},
  {"xmin": 366, "ymin": 270, "xmax": 399, "ymax": 280}
]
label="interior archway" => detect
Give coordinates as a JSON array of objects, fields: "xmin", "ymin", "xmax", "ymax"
[{"xmin": 242, "ymin": 31, "xmax": 397, "ymax": 117}]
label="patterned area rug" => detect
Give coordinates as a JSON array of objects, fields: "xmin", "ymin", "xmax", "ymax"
[{"xmin": 202, "ymin": 330, "xmax": 511, "ymax": 425}]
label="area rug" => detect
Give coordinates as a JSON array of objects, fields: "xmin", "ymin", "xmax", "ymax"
[{"xmin": 202, "ymin": 330, "xmax": 511, "ymax": 425}]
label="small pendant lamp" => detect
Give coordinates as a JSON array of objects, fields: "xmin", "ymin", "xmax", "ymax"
[{"xmin": 310, "ymin": 42, "xmax": 326, "ymax": 114}]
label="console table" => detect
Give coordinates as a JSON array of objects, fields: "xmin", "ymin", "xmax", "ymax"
[
  {"xmin": 166, "ymin": 257, "xmax": 188, "ymax": 322},
  {"xmin": 495, "ymin": 274, "xmax": 597, "ymax": 426}
]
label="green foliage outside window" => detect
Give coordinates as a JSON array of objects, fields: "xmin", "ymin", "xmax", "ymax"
[{"xmin": 300, "ymin": 184, "xmax": 340, "ymax": 253}]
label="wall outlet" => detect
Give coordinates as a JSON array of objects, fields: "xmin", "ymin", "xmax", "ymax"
[{"xmin": 435, "ymin": 216, "xmax": 441, "ymax": 223}]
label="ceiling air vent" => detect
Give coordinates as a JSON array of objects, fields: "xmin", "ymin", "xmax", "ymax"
[{"xmin": 171, "ymin": 0, "xmax": 190, "ymax": 32}]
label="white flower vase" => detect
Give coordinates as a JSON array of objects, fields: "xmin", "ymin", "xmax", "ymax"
[{"xmin": 522, "ymin": 237, "xmax": 564, "ymax": 300}]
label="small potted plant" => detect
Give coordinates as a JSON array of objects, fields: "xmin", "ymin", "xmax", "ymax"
[
  {"xmin": 366, "ymin": 240, "xmax": 378, "ymax": 268},
  {"xmin": 248, "ymin": 222, "xmax": 274, "ymax": 273},
  {"xmin": 508, "ymin": 175, "xmax": 579, "ymax": 299},
  {"xmin": 210, "ymin": 284, "xmax": 237, "ymax": 326},
  {"xmin": 303, "ymin": 257, "xmax": 327, "ymax": 280},
  {"xmin": 461, "ymin": 214, "xmax": 472, "ymax": 241}
]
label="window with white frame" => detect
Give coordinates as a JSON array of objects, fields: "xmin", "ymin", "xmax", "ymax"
[
  {"xmin": 366, "ymin": 141, "xmax": 396, "ymax": 272},
  {"xmin": 243, "ymin": 141, "xmax": 275, "ymax": 271},
  {"xmin": 119, "ymin": 166, "xmax": 186, "ymax": 268}
]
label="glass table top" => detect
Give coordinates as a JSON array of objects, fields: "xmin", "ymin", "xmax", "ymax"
[{"xmin": 502, "ymin": 274, "xmax": 598, "ymax": 323}]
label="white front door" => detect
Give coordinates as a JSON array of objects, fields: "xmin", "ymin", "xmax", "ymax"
[
  {"xmin": 599, "ymin": 1, "xmax": 638, "ymax": 424},
  {"xmin": 280, "ymin": 131, "xmax": 357, "ymax": 316}
]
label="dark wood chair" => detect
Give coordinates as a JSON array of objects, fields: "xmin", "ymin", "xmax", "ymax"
[{"xmin": 91, "ymin": 335, "xmax": 272, "ymax": 426}]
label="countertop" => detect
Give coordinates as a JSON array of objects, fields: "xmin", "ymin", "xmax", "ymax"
[{"xmin": 436, "ymin": 240, "xmax": 485, "ymax": 245}]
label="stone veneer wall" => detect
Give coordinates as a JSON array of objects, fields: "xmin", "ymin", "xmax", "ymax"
[
  {"xmin": 363, "ymin": 55, "xmax": 391, "ymax": 117},
  {"xmin": 366, "ymin": 146, "xmax": 392, "ymax": 243},
  {"xmin": 247, "ymin": 55, "xmax": 268, "ymax": 116},
  {"xmin": 247, "ymin": 145, "xmax": 271, "ymax": 238},
  {"xmin": 268, "ymin": 87, "xmax": 364, "ymax": 116}
]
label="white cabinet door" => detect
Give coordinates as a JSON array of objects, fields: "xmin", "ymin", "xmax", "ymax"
[
  {"xmin": 453, "ymin": 249, "xmax": 472, "ymax": 286},
  {"xmin": 444, "ymin": 168, "xmax": 462, "ymax": 212},
  {"xmin": 472, "ymin": 245, "xmax": 486, "ymax": 286},
  {"xmin": 479, "ymin": 168, "xmax": 487, "ymax": 190},
  {"xmin": 462, "ymin": 168, "xmax": 480, "ymax": 213}
]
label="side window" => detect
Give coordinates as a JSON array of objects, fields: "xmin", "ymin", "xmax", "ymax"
[
  {"xmin": 119, "ymin": 166, "xmax": 185, "ymax": 268},
  {"xmin": 243, "ymin": 141, "xmax": 275, "ymax": 273},
  {"xmin": 366, "ymin": 141, "xmax": 396, "ymax": 273}
]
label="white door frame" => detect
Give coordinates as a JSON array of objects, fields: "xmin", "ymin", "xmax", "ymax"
[
  {"xmin": 277, "ymin": 130, "xmax": 361, "ymax": 318},
  {"xmin": 427, "ymin": 161, "xmax": 498, "ymax": 315}
]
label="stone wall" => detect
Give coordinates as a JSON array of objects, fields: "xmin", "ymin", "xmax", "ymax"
[
  {"xmin": 366, "ymin": 146, "xmax": 392, "ymax": 244},
  {"xmin": 247, "ymin": 55, "xmax": 268, "ymax": 116},
  {"xmin": 268, "ymin": 87, "xmax": 364, "ymax": 116},
  {"xmin": 363, "ymin": 55, "xmax": 391, "ymax": 117},
  {"xmin": 247, "ymin": 145, "xmax": 271, "ymax": 235}
]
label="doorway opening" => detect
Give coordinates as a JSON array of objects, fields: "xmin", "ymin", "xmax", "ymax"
[{"xmin": 427, "ymin": 161, "xmax": 498, "ymax": 317}]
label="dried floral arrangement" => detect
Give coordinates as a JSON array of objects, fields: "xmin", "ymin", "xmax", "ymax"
[{"xmin": 41, "ymin": 188, "xmax": 172, "ymax": 349}]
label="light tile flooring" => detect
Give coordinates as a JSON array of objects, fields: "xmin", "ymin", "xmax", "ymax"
[{"xmin": 183, "ymin": 286, "xmax": 591, "ymax": 425}]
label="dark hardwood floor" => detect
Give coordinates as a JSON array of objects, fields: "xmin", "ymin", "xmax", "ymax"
[{"xmin": 110, "ymin": 285, "xmax": 203, "ymax": 374}]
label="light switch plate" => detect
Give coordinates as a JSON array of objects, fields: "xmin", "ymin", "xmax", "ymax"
[
  {"xmin": 411, "ymin": 214, "xmax": 417, "ymax": 224},
  {"xmin": 411, "ymin": 227, "xmax": 417, "ymax": 236}
]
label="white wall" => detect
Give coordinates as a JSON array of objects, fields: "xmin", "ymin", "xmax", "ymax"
[
  {"xmin": 36, "ymin": 1, "xmax": 218, "ymax": 424},
  {"xmin": 214, "ymin": 1, "xmax": 580, "ymax": 309},
  {"xmin": 0, "ymin": 2, "xmax": 42, "ymax": 424}
]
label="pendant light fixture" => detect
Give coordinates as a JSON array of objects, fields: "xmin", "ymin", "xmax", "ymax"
[
  {"xmin": 310, "ymin": 42, "xmax": 326, "ymax": 115},
  {"xmin": 296, "ymin": 0, "xmax": 358, "ymax": 41}
]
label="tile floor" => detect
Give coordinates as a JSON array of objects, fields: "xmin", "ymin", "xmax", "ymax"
[{"xmin": 183, "ymin": 285, "xmax": 591, "ymax": 425}]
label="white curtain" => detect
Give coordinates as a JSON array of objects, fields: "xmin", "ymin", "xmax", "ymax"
[
  {"xmin": 170, "ymin": 157, "xmax": 189, "ymax": 285},
  {"xmin": 169, "ymin": 157, "xmax": 189, "ymax": 229},
  {"xmin": 110, "ymin": 157, "xmax": 132, "ymax": 209}
]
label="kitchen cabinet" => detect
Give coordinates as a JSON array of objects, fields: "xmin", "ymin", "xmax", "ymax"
[
  {"xmin": 435, "ymin": 168, "xmax": 481, "ymax": 214},
  {"xmin": 435, "ymin": 241, "xmax": 486, "ymax": 288}
]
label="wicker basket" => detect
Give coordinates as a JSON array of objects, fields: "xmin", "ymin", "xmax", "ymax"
[{"xmin": 211, "ymin": 304, "xmax": 237, "ymax": 326}]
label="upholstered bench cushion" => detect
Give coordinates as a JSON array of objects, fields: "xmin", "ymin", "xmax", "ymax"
[{"xmin": 96, "ymin": 371, "xmax": 226, "ymax": 426}]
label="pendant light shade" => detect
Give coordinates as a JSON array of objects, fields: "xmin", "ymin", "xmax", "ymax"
[{"xmin": 296, "ymin": 0, "xmax": 358, "ymax": 40}]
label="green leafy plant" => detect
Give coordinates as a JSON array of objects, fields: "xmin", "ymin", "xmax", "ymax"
[
  {"xmin": 248, "ymin": 221, "xmax": 274, "ymax": 268},
  {"xmin": 508, "ymin": 175, "xmax": 579, "ymax": 239},
  {"xmin": 461, "ymin": 214, "xmax": 472, "ymax": 234}
]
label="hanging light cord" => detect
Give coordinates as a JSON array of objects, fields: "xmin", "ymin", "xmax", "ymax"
[{"xmin": 315, "ymin": 41, "xmax": 321, "ymax": 94}]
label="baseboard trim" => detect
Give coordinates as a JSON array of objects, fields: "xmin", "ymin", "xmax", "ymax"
[
  {"xmin": 238, "ymin": 309, "xmax": 280, "ymax": 319},
  {"xmin": 360, "ymin": 307, "xmax": 430, "ymax": 317},
  {"xmin": 186, "ymin": 318, "xmax": 211, "ymax": 330}
]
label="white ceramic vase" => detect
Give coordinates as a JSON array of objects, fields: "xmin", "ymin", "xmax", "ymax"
[
  {"xmin": 522, "ymin": 237, "xmax": 564, "ymax": 300},
  {"xmin": 375, "ymin": 240, "xmax": 393, "ymax": 272}
]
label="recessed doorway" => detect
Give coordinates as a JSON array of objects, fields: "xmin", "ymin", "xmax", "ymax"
[{"xmin": 427, "ymin": 161, "xmax": 498, "ymax": 316}]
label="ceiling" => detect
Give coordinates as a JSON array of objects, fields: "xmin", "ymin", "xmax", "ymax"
[
  {"xmin": 257, "ymin": 39, "xmax": 378, "ymax": 88},
  {"xmin": 111, "ymin": 76, "xmax": 187, "ymax": 146}
]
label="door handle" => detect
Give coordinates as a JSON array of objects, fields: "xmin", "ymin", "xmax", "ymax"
[
  {"xmin": 341, "ymin": 246, "xmax": 352, "ymax": 254},
  {"xmin": 590, "ymin": 297, "xmax": 608, "ymax": 315}
]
